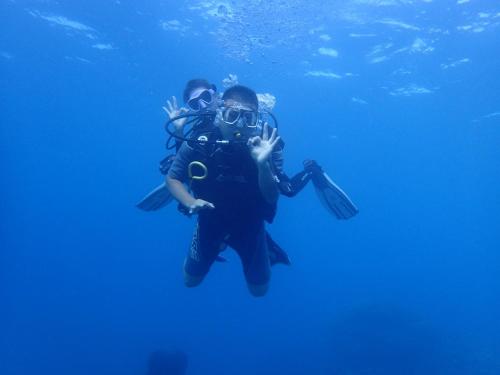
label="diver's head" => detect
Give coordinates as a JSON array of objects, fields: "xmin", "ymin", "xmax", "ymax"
[
  {"xmin": 218, "ymin": 85, "xmax": 259, "ymax": 140},
  {"xmin": 183, "ymin": 79, "xmax": 217, "ymax": 112}
]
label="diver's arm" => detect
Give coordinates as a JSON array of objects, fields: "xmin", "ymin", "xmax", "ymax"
[
  {"xmin": 257, "ymin": 161, "xmax": 280, "ymax": 204},
  {"xmin": 166, "ymin": 142, "xmax": 214, "ymax": 214},
  {"xmin": 174, "ymin": 139, "xmax": 183, "ymax": 152},
  {"xmin": 166, "ymin": 176, "xmax": 195, "ymax": 207},
  {"xmin": 166, "ymin": 176, "xmax": 214, "ymax": 214},
  {"xmin": 164, "ymin": 96, "xmax": 188, "ymax": 151}
]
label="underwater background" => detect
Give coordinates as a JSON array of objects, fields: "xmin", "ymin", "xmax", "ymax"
[{"xmin": 1, "ymin": 1, "xmax": 499, "ymax": 374}]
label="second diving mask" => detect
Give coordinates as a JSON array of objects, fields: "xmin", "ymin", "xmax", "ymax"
[{"xmin": 187, "ymin": 88, "xmax": 216, "ymax": 111}]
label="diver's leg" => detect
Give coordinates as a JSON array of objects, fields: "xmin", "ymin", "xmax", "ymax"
[
  {"xmin": 287, "ymin": 169, "xmax": 312, "ymax": 196},
  {"xmin": 247, "ymin": 282, "xmax": 269, "ymax": 297},
  {"xmin": 230, "ymin": 220, "xmax": 271, "ymax": 297},
  {"xmin": 183, "ymin": 213, "xmax": 225, "ymax": 287}
]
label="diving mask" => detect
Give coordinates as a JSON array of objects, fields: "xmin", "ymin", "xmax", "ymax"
[
  {"xmin": 187, "ymin": 88, "xmax": 216, "ymax": 111},
  {"xmin": 220, "ymin": 106, "xmax": 259, "ymax": 129}
]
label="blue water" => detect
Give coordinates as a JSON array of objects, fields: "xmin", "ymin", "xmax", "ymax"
[{"xmin": 1, "ymin": 1, "xmax": 499, "ymax": 374}]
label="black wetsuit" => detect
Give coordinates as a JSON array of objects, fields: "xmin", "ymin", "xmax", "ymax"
[{"xmin": 168, "ymin": 129, "xmax": 283, "ymax": 285}]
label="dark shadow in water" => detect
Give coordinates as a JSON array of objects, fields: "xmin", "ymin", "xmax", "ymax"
[
  {"xmin": 328, "ymin": 305, "xmax": 470, "ymax": 375},
  {"xmin": 145, "ymin": 350, "xmax": 188, "ymax": 375}
]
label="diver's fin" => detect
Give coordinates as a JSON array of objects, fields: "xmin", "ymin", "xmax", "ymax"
[
  {"xmin": 215, "ymin": 255, "xmax": 228, "ymax": 262},
  {"xmin": 217, "ymin": 233, "xmax": 291, "ymax": 266},
  {"xmin": 266, "ymin": 232, "xmax": 291, "ymax": 266},
  {"xmin": 310, "ymin": 164, "xmax": 358, "ymax": 220},
  {"xmin": 215, "ymin": 241, "xmax": 229, "ymax": 262},
  {"xmin": 136, "ymin": 182, "xmax": 173, "ymax": 211}
]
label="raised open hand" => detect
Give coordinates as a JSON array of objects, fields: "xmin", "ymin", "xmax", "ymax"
[{"xmin": 162, "ymin": 96, "xmax": 188, "ymax": 131}]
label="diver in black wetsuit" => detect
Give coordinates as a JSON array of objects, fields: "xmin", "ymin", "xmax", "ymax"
[
  {"xmin": 167, "ymin": 85, "xmax": 283, "ymax": 296},
  {"xmin": 138, "ymin": 79, "xmax": 292, "ymax": 265},
  {"xmin": 137, "ymin": 79, "xmax": 358, "ymax": 271}
]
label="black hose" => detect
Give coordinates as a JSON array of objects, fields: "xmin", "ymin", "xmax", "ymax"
[{"xmin": 164, "ymin": 110, "xmax": 279, "ymax": 146}]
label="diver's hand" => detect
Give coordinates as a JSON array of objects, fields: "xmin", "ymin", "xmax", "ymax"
[
  {"xmin": 248, "ymin": 123, "xmax": 281, "ymax": 165},
  {"xmin": 163, "ymin": 96, "xmax": 188, "ymax": 132},
  {"xmin": 188, "ymin": 199, "xmax": 215, "ymax": 215}
]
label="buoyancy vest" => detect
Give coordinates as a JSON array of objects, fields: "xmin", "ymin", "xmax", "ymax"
[{"xmin": 187, "ymin": 128, "xmax": 276, "ymax": 222}]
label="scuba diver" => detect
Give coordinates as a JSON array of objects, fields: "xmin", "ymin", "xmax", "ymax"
[
  {"xmin": 138, "ymin": 79, "xmax": 291, "ymax": 266},
  {"xmin": 136, "ymin": 79, "xmax": 358, "ymax": 281},
  {"xmin": 166, "ymin": 85, "xmax": 282, "ymax": 296},
  {"xmin": 137, "ymin": 79, "xmax": 358, "ymax": 219}
]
